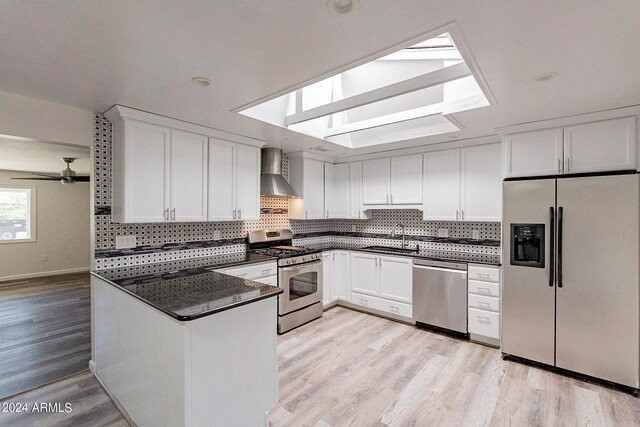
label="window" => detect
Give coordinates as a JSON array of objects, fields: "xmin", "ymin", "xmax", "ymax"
[{"xmin": 0, "ymin": 187, "xmax": 36, "ymax": 243}]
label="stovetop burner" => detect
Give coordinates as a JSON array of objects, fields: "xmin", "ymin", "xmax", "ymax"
[
  {"xmin": 251, "ymin": 246, "xmax": 317, "ymax": 259},
  {"xmin": 246, "ymin": 229, "xmax": 321, "ymax": 264}
]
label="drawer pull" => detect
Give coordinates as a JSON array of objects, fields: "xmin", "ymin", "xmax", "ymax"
[
  {"xmin": 262, "ymin": 269, "xmax": 272, "ymax": 274},
  {"xmin": 477, "ymin": 316, "xmax": 491, "ymax": 322},
  {"xmin": 477, "ymin": 273, "xmax": 492, "ymax": 279},
  {"xmin": 238, "ymin": 273, "xmax": 248, "ymax": 278},
  {"xmin": 360, "ymin": 299, "xmax": 368, "ymax": 305},
  {"xmin": 390, "ymin": 306, "xmax": 399, "ymax": 313},
  {"xmin": 477, "ymin": 287, "xmax": 491, "ymax": 292},
  {"xmin": 478, "ymin": 302, "xmax": 491, "ymax": 307}
]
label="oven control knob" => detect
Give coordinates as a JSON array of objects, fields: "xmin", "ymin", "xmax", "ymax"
[{"xmin": 302, "ymin": 257, "xmax": 307, "ymax": 261}]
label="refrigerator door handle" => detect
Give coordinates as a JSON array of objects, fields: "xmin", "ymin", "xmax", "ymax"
[
  {"xmin": 549, "ymin": 207, "xmax": 555, "ymax": 287},
  {"xmin": 557, "ymin": 206, "xmax": 563, "ymax": 288}
]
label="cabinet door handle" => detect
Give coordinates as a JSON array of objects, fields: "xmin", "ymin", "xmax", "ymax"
[
  {"xmin": 386, "ymin": 194, "xmax": 389, "ymax": 204},
  {"xmin": 390, "ymin": 194, "xmax": 393, "ymax": 204},
  {"xmin": 326, "ymin": 210, "xmax": 329, "ymax": 218},
  {"xmin": 233, "ymin": 209, "xmax": 236, "ymax": 220},
  {"xmin": 164, "ymin": 208, "xmax": 169, "ymax": 221},
  {"xmin": 171, "ymin": 208, "xmax": 176, "ymax": 221},
  {"xmin": 566, "ymin": 157, "xmax": 571, "ymax": 172},
  {"xmin": 558, "ymin": 158, "xmax": 562, "ymax": 173},
  {"xmin": 238, "ymin": 208, "xmax": 242, "ymax": 220},
  {"xmin": 456, "ymin": 210, "xmax": 459, "ymax": 220},
  {"xmin": 461, "ymin": 210, "xmax": 464, "ymax": 220},
  {"xmin": 358, "ymin": 210, "xmax": 361, "ymax": 219},
  {"xmin": 305, "ymin": 210, "xmax": 308, "ymax": 219}
]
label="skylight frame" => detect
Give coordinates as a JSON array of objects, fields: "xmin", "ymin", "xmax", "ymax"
[{"xmin": 234, "ymin": 22, "xmax": 496, "ymax": 149}]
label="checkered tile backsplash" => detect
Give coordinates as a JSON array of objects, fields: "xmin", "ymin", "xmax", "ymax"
[{"xmin": 93, "ymin": 113, "xmax": 501, "ymax": 269}]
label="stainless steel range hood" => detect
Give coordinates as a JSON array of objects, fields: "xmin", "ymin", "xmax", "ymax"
[{"xmin": 260, "ymin": 147, "xmax": 300, "ymax": 198}]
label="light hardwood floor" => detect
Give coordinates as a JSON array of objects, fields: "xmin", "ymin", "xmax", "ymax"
[
  {"xmin": 1, "ymin": 306, "xmax": 639, "ymax": 426},
  {"xmin": 0, "ymin": 272, "xmax": 91, "ymax": 399}
]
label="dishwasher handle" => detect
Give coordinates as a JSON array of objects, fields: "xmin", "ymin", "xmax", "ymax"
[{"xmin": 413, "ymin": 265, "xmax": 468, "ymax": 275}]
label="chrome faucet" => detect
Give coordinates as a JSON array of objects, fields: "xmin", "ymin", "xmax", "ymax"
[{"xmin": 391, "ymin": 223, "xmax": 407, "ymax": 249}]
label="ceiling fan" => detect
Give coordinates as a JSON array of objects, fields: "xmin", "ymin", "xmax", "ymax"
[{"xmin": 11, "ymin": 157, "xmax": 90, "ymax": 184}]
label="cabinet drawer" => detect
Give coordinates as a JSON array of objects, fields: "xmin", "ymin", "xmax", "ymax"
[
  {"xmin": 468, "ymin": 308, "xmax": 500, "ymax": 339},
  {"xmin": 350, "ymin": 292, "xmax": 412, "ymax": 319},
  {"xmin": 468, "ymin": 294, "xmax": 500, "ymax": 312},
  {"xmin": 468, "ymin": 280, "xmax": 500, "ymax": 297},
  {"xmin": 468, "ymin": 265, "xmax": 500, "ymax": 283},
  {"xmin": 218, "ymin": 261, "xmax": 277, "ymax": 280}
]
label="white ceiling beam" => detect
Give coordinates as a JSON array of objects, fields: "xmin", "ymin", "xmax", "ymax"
[
  {"xmin": 324, "ymin": 94, "xmax": 487, "ymax": 138},
  {"xmin": 284, "ymin": 62, "xmax": 471, "ymax": 126}
]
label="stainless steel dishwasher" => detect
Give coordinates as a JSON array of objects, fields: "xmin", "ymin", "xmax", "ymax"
[{"xmin": 413, "ymin": 259, "xmax": 468, "ymax": 335}]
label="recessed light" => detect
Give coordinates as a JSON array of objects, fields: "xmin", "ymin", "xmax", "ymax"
[
  {"xmin": 191, "ymin": 76, "xmax": 212, "ymax": 87},
  {"xmin": 327, "ymin": 0, "xmax": 358, "ymax": 15},
  {"xmin": 532, "ymin": 72, "xmax": 558, "ymax": 83}
]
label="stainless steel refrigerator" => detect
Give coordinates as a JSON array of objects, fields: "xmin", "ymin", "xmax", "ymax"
[{"xmin": 502, "ymin": 173, "xmax": 639, "ymax": 390}]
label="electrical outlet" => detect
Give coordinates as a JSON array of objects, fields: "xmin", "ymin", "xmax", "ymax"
[
  {"xmin": 115, "ymin": 235, "xmax": 137, "ymax": 249},
  {"xmin": 213, "ymin": 230, "xmax": 221, "ymax": 240},
  {"xmin": 437, "ymin": 228, "xmax": 449, "ymax": 238},
  {"xmin": 472, "ymin": 230, "xmax": 481, "ymax": 240},
  {"xmin": 351, "ymin": 225, "xmax": 357, "ymax": 232},
  {"xmin": 40, "ymin": 255, "xmax": 47, "ymax": 262}
]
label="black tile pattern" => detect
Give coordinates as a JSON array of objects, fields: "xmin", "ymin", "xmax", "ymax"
[{"xmin": 293, "ymin": 231, "xmax": 500, "ymax": 247}]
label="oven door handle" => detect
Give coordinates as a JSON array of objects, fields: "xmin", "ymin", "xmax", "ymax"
[{"xmin": 282, "ymin": 260, "xmax": 322, "ymax": 271}]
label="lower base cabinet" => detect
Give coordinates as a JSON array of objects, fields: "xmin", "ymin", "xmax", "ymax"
[
  {"xmin": 467, "ymin": 264, "xmax": 501, "ymax": 346},
  {"xmin": 323, "ymin": 250, "xmax": 350, "ymax": 307},
  {"xmin": 349, "ymin": 251, "xmax": 413, "ymax": 320}
]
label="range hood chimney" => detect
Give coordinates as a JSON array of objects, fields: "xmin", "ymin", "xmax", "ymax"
[{"xmin": 260, "ymin": 147, "xmax": 300, "ymax": 198}]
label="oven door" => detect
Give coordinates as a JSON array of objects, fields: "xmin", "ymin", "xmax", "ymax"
[{"xmin": 279, "ymin": 260, "xmax": 323, "ymax": 314}]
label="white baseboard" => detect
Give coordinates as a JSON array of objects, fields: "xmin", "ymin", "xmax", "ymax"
[
  {"xmin": 92, "ymin": 369, "xmax": 137, "ymax": 427},
  {"xmin": 88, "ymin": 360, "xmax": 96, "ymax": 374},
  {"xmin": 0, "ymin": 266, "xmax": 91, "ymax": 282}
]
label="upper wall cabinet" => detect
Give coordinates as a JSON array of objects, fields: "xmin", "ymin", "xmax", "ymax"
[
  {"xmin": 329, "ymin": 163, "xmax": 349, "ymax": 219},
  {"xmin": 347, "ymin": 162, "xmax": 371, "ymax": 220},
  {"xmin": 110, "ymin": 119, "xmax": 208, "ymax": 223},
  {"xmin": 423, "ymin": 143, "xmax": 502, "ymax": 221},
  {"xmin": 106, "ymin": 105, "xmax": 264, "ymax": 223},
  {"xmin": 362, "ymin": 154, "xmax": 422, "ymax": 207},
  {"xmin": 289, "ymin": 157, "xmax": 325, "ymax": 219},
  {"xmin": 504, "ymin": 116, "xmax": 637, "ymax": 178},
  {"xmin": 208, "ymin": 139, "xmax": 260, "ymax": 221}
]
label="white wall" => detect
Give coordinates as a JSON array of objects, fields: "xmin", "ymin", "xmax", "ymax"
[
  {"xmin": 0, "ymin": 170, "xmax": 90, "ymax": 280},
  {"xmin": 0, "ymin": 90, "xmax": 94, "ymax": 147}
]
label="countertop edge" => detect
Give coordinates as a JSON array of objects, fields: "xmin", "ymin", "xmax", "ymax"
[{"xmin": 90, "ymin": 270, "xmax": 283, "ymax": 322}]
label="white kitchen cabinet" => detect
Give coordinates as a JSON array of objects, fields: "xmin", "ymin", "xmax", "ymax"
[
  {"xmin": 468, "ymin": 264, "xmax": 501, "ymax": 347},
  {"xmin": 235, "ymin": 144, "xmax": 261, "ymax": 220},
  {"xmin": 390, "ymin": 155, "xmax": 422, "ymax": 204},
  {"xmin": 332, "ymin": 250, "xmax": 350, "ymax": 301},
  {"xmin": 215, "ymin": 261, "xmax": 277, "ymax": 281},
  {"xmin": 170, "ymin": 130, "xmax": 208, "ymax": 222},
  {"xmin": 289, "ymin": 157, "xmax": 325, "ymax": 219},
  {"xmin": 331, "ymin": 163, "xmax": 349, "ymax": 218},
  {"xmin": 350, "ymin": 252, "xmax": 379, "ymax": 296},
  {"xmin": 322, "ymin": 251, "xmax": 333, "ymax": 307},
  {"xmin": 504, "ymin": 116, "xmax": 637, "ymax": 178},
  {"xmin": 208, "ymin": 139, "xmax": 235, "ymax": 221},
  {"xmin": 379, "ymin": 255, "xmax": 413, "ymax": 304},
  {"xmin": 423, "ymin": 143, "xmax": 502, "ymax": 221},
  {"xmin": 111, "ymin": 119, "xmax": 210, "ymax": 223},
  {"xmin": 350, "ymin": 252, "xmax": 413, "ymax": 320},
  {"xmin": 348, "ymin": 162, "xmax": 371, "ymax": 219},
  {"xmin": 362, "ymin": 158, "xmax": 390, "ymax": 205},
  {"xmin": 460, "ymin": 144, "xmax": 502, "ymax": 222},
  {"xmin": 114, "ymin": 119, "xmax": 170, "ymax": 223},
  {"xmin": 503, "ymin": 128, "xmax": 564, "ymax": 178},
  {"xmin": 363, "ymin": 155, "xmax": 422, "ymax": 206},
  {"xmin": 208, "ymin": 138, "xmax": 260, "ymax": 221},
  {"xmin": 563, "ymin": 117, "xmax": 636, "ymax": 174},
  {"xmin": 324, "ymin": 163, "xmax": 334, "ymax": 220},
  {"xmin": 423, "ymin": 149, "xmax": 461, "ymax": 221}
]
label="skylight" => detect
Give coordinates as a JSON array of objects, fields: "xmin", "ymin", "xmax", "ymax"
[{"xmin": 238, "ymin": 32, "xmax": 491, "ymax": 149}]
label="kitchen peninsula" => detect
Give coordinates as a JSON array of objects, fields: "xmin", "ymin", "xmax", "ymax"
[{"xmin": 90, "ymin": 255, "xmax": 282, "ymax": 427}]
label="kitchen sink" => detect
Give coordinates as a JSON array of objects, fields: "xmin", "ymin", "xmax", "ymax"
[{"xmin": 362, "ymin": 245, "xmax": 419, "ymax": 255}]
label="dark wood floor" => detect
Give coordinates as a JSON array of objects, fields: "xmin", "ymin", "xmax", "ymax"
[{"xmin": 0, "ymin": 272, "xmax": 91, "ymax": 399}]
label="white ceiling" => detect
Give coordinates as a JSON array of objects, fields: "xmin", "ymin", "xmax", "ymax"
[
  {"xmin": 0, "ymin": 1, "xmax": 638, "ymax": 158},
  {"xmin": 0, "ymin": 137, "xmax": 90, "ymax": 174}
]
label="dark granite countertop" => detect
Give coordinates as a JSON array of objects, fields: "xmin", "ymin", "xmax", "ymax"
[
  {"xmin": 91, "ymin": 252, "xmax": 281, "ymax": 321},
  {"xmin": 300, "ymin": 243, "xmax": 502, "ymax": 266}
]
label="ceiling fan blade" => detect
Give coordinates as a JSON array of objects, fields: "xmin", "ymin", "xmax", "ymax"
[
  {"xmin": 72, "ymin": 176, "xmax": 91, "ymax": 182},
  {"xmin": 30, "ymin": 172, "xmax": 61, "ymax": 178},
  {"xmin": 11, "ymin": 177, "xmax": 61, "ymax": 181}
]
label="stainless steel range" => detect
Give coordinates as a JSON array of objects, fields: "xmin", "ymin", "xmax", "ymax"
[{"xmin": 248, "ymin": 229, "xmax": 323, "ymax": 334}]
